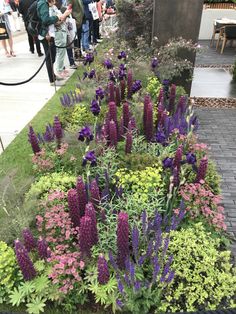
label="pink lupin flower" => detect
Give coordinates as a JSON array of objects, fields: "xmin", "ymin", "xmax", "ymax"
[
  {"xmin": 117, "ymin": 212, "xmax": 129, "ymax": 269},
  {"xmin": 90, "ymin": 179, "xmax": 100, "ymax": 208},
  {"xmin": 125, "ymin": 132, "xmax": 132, "ymax": 154},
  {"xmin": 109, "ymin": 120, "xmax": 118, "ymax": 147},
  {"xmin": 115, "ymin": 86, "xmax": 121, "ymax": 106},
  {"xmin": 195, "ymin": 156, "xmax": 208, "ymax": 183},
  {"xmin": 122, "ymin": 102, "xmax": 130, "ymax": 132},
  {"xmin": 108, "ymin": 81, "xmax": 115, "ymax": 102},
  {"xmin": 108, "ymin": 101, "xmax": 117, "ymax": 124}
]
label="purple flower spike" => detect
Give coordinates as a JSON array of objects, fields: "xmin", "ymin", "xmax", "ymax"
[
  {"xmin": 195, "ymin": 156, "xmax": 208, "ymax": 183},
  {"xmin": 117, "ymin": 212, "xmax": 129, "ymax": 269},
  {"xmin": 53, "ymin": 116, "xmax": 63, "ymax": 147},
  {"xmin": 76, "ymin": 176, "xmax": 87, "ymax": 217},
  {"xmin": 109, "ymin": 250, "xmax": 118, "ymax": 270},
  {"xmin": 43, "ymin": 124, "xmax": 54, "ymax": 142},
  {"xmin": 83, "ymin": 150, "xmax": 97, "ymax": 167},
  {"xmin": 108, "ymin": 101, "xmax": 117, "ymax": 123},
  {"xmin": 90, "ymin": 179, "xmax": 100, "ymax": 208},
  {"xmin": 97, "ymin": 254, "xmax": 110, "ymax": 285},
  {"xmin": 132, "ymin": 226, "xmax": 139, "ymax": 259},
  {"xmin": 120, "ymin": 80, "xmax": 126, "ymax": 100},
  {"xmin": 28, "ymin": 125, "xmax": 41, "ymax": 154},
  {"xmin": 90, "ymin": 99, "xmax": 101, "ymax": 116},
  {"xmin": 151, "ymin": 57, "xmax": 158, "ymax": 69},
  {"xmin": 145, "ymin": 102, "xmax": 153, "ymax": 141},
  {"xmin": 37, "ymin": 237, "xmax": 50, "ymax": 260},
  {"xmin": 173, "ymin": 167, "xmax": 180, "ymax": 187},
  {"xmin": 103, "ymin": 58, "xmax": 113, "ymax": 69},
  {"xmin": 79, "ymin": 216, "xmax": 92, "ymax": 256},
  {"xmin": 143, "ymin": 95, "xmax": 152, "ymax": 134},
  {"xmin": 22, "ymin": 228, "xmax": 36, "ymax": 252},
  {"xmin": 163, "ymin": 157, "xmax": 173, "ymax": 169},
  {"xmin": 173, "ymin": 145, "xmax": 183, "ymax": 169},
  {"xmin": 115, "ymin": 86, "xmax": 121, "ymax": 106},
  {"xmin": 186, "ymin": 152, "xmax": 197, "ymax": 165},
  {"xmin": 125, "ymin": 132, "xmax": 132, "ymax": 154},
  {"xmin": 123, "ymin": 102, "xmax": 130, "ymax": 131},
  {"xmin": 14, "ymin": 240, "xmax": 36, "ymax": 281},
  {"xmin": 108, "ymin": 81, "xmax": 115, "ymax": 102},
  {"xmin": 78, "ymin": 126, "xmax": 94, "ymax": 142},
  {"xmin": 109, "ymin": 120, "xmax": 118, "ymax": 147},
  {"xmin": 68, "ymin": 188, "xmax": 80, "ymax": 227},
  {"xmin": 85, "ymin": 202, "xmax": 98, "ymax": 245}
]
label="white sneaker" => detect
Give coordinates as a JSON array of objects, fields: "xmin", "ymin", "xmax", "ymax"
[{"xmin": 96, "ymin": 39, "xmax": 103, "ymax": 43}]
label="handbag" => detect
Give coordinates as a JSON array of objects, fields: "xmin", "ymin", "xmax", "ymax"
[
  {"xmin": 88, "ymin": 2, "xmax": 99, "ymax": 20},
  {"xmin": 0, "ymin": 16, "xmax": 9, "ymax": 40}
]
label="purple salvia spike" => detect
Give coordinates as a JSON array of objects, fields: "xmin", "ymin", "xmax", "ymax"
[
  {"xmin": 122, "ymin": 102, "xmax": 130, "ymax": 132},
  {"xmin": 165, "ymin": 270, "xmax": 175, "ymax": 284},
  {"xmin": 28, "ymin": 125, "xmax": 41, "ymax": 154},
  {"xmin": 76, "ymin": 176, "xmax": 87, "ymax": 217},
  {"xmin": 141, "ymin": 210, "xmax": 147, "ymax": 236},
  {"xmin": 153, "ymin": 211, "xmax": 162, "ymax": 232},
  {"xmin": 162, "ymin": 236, "xmax": 170, "ymax": 258},
  {"xmin": 195, "ymin": 156, "xmax": 208, "ymax": 183},
  {"xmin": 14, "ymin": 240, "xmax": 36, "ymax": 281},
  {"xmin": 134, "ymin": 281, "xmax": 141, "ymax": 291},
  {"xmin": 132, "ymin": 226, "xmax": 139, "ymax": 260},
  {"xmin": 68, "ymin": 188, "xmax": 80, "ymax": 227},
  {"xmin": 109, "ymin": 120, "xmax": 118, "ymax": 147},
  {"xmin": 161, "ymin": 255, "xmax": 173, "ymax": 283},
  {"xmin": 154, "ymin": 227, "xmax": 162, "ymax": 252},
  {"xmin": 120, "ymin": 80, "xmax": 126, "ymax": 100},
  {"xmin": 117, "ymin": 212, "xmax": 129, "ymax": 269},
  {"xmin": 145, "ymin": 240, "xmax": 153, "ymax": 258},
  {"xmin": 152, "ymin": 255, "xmax": 160, "ymax": 283},
  {"xmin": 90, "ymin": 179, "xmax": 100, "ymax": 208},
  {"xmin": 37, "ymin": 237, "xmax": 50, "ymax": 259},
  {"xmin": 22, "ymin": 228, "xmax": 36, "ymax": 252},
  {"xmin": 138, "ymin": 254, "xmax": 146, "ymax": 266},
  {"xmin": 125, "ymin": 132, "xmax": 132, "ymax": 154},
  {"xmin": 108, "ymin": 81, "xmax": 115, "ymax": 102},
  {"xmin": 85, "ymin": 202, "xmax": 98, "ymax": 245},
  {"xmin": 115, "ymin": 86, "xmax": 121, "ymax": 106},
  {"xmin": 79, "ymin": 216, "xmax": 92, "ymax": 257},
  {"xmin": 145, "ymin": 102, "xmax": 153, "ymax": 141},
  {"xmin": 97, "ymin": 254, "xmax": 110, "ymax": 285},
  {"xmin": 127, "ymin": 69, "xmax": 133, "ymax": 99},
  {"xmin": 129, "ymin": 261, "xmax": 135, "ymax": 283},
  {"xmin": 109, "ymin": 250, "xmax": 118, "ymax": 270}
]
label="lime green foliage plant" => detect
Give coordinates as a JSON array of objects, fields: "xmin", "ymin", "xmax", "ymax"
[
  {"xmin": 0, "ymin": 241, "xmax": 22, "ymax": 304},
  {"xmin": 159, "ymin": 223, "xmax": 236, "ymax": 313},
  {"xmin": 26, "ymin": 172, "xmax": 76, "ymax": 201},
  {"xmin": 146, "ymin": 76, "xmax": 162, "ymax": 100}
]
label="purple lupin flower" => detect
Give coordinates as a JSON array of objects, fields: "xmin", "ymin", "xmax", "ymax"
[
  {"xmin": 118, "ymin": 51, "xmax": 126, "ymax": 60},
  {"xmin": 90, "ymin": 179, "xmax": 100, "ymax": 208},
  {"xmin": 118, "ymin": 117, "xmax": 124, "ymax": 141},
  {"xmin": 22, "ymin": 228, "xmax": 36, "ymax": 252},
  {"xmin": 90, "ymin": 99, "xmax": 101, "ymax": 116},
  {"xmin": 103, "ymin": 58, "xmax": 113, "ymax": 69},
  {"xmin": 162, "ymin": 157, "xmax": 173, "ymax": 169},
  {"xmin": 108, "ymin": 81, "xmax": 115, "ymax": 102},
  {"xmin": 14, "ymin": 240, "xmax": 36, "ymax": 281},
  {"xmin": 117, "ymin": 212, "xmax": 129, "ymax": 269},
  {"xmin": 125, "ymin": 131, "xmax": 132, "ymax": 154},
  {"xmin": 28, "ymin": 125, "xmax": 41, "ymax": 154},
  {"xmin": 53, "ymin": 116, "xmax": 63, "ymax": 147},
  {"xmin": 76, "ymin": 176, "xmax": 87, "ymax": 217},
  {"xmin": 177, "ymin": 96, "xmax": 187, "ymax": 114},
  {"xmin": 127, "ymin": 69, "xmax": 133, "ymax": 99},
  {"xmin": 37, "ymin": 237, "xmax": 50, "ymax": 260},
  {"xmin": 79, "ymin": 216, "xmax": 92, "ymax": 256},
  {"xmin": 186, "ymin": 152, "xmax": 197, "ymax": 165},
  {"xmin": 123, "ymin": 102, "xmax": 130, "ymax": 131},
  {"xmin": 151, "ymin": 57, "xmax": 158, "ymax": 70},
  {"xmin": 115, "ymin": 86, "xmax": 121, "ymax": 106},
  {"xmin": 120, "ymin": 80, "xmax": 126, "ymax": 100},
  {"xmin": 131, "ymin": 80, "xmax": 142, "ymax": 94},
  {"xmin": 173, "ymin": 145, "xmax": 183, "ymax": 169},
  {"xmin": 97, "ymin": 254, "xmax": 110, "ymax": 285},
  {"xmin": 132, "ymin": 226, "xmax": 139, "ymax": 260},
  {"xmin": 108, "ymin": 101, "xmax": 117, "ymax": 124},
  {"xmin": 168, "ymin": 84, "xmax": 176, "ymax": 113},
  {"xmin": 173, "ymin": 167, "xmax": 180, "ymax": 187},
  {"xmin": 156, "ymin": 128, "xmax": 166, "ymax": 145},
  {"xmin": 145, "ymin": 102, "xmax": 153, "ymax": 141},
  {"xmin": 109, "ymin": 120, "xmax": 118, "ymax": 147},
  {"xmin": 95, "ymin": 87, "xmax": 105, "ymax": 100},
  {"xmin": 68, "ymin": 188, "xmax": 80, "ymax": 227},
  {"xmin": 195, "ymin": 156, "xmax": 208, "ymax": 183},
  {"xmin": 85, "ymin": 202, "xmax": 98, "ymax": 245},
  {"xmin": 143, "ymin": 95, "xmax": 151, "ymax": 134}
]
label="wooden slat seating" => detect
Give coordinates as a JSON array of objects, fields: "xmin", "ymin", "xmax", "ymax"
[{"xmin": 216, "ymin": 24, "xmax": 236, "ymax": 54}]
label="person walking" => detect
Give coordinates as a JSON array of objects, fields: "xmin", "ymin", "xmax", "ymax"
[
  {"xmin": 37, "ymin": 0, "xmax": 72, "ymax": 85},
  {"xmin": 18, "ymin": 0, "xmax": 44, "ymax": 56},
  {"xmin": 81, "ymin": 0, "xmax": 92, "ymax": 54},
  {"xmin": 0, "ymin": 0, "xmax": 15, "ymax": 57}
]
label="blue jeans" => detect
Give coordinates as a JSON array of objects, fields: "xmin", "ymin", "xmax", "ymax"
[{"xmin": 82, "ymin": 20, "xmax": 90, "ymax": 51}]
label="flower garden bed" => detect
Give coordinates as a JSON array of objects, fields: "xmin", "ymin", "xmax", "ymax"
[{"xmin": 0, "ymin": 43, "xmax": 236, "ymax": 314}]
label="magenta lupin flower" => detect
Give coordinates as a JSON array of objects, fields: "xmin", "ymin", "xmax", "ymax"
[
  {"xmin": 28, "ymin": 125, "xmax": 41, "ymax": 154},
  {"xmin": 173, "ymin": 145, "xmax": 183, "ymax": 169},
  {"xmin": 109, "ymin": 120, "xmax": 118, "ymax": 147},
  {"xmin": 143, "ymin": 95, "xmax": 151, "ymax": 134},
  {"xmin": 22, "ymin": 228, "xmax": 36, "ymax": 252},
  {"xmin": 177, "ymin": 96, "xmax": 186, "ymax": 114},
  {"xmin": 145, "ymin": 102, "xmax": 153, "ymax": 141},
  {"xmin": 79, "ymin": 216, "xmax": 92, "ymax": 256},
  {"xmin": 127, "ymin": 69, "xmax": 133, "ymax": 99},
  {"xmin": 108, "ymin": 81, "xmax": 115, "ymax": 102},
  {"xmin": 117, "ymin": 212, "xmax": 129, "ymax": 269},
  {"xmin": 158, "ymin": 88, "xmax": 164, "ymax": 104},
  {"xmin": 53, "ymin": 116, "xmax": 63, "ymax": 147},
  {"xmin": 195, "ymin": 156, "xmax": 208, "ymax": 183},
  {"xmin": 97, "ymin": 254, "xmax": 110, "ymax": 285},
  {"xmin": 125, "ymin": 132, "xmax": 132, "ymax": 154},
  {"xmin": 76, "ymin": 176, "xmax": 87, "ymax": 217},
  {"xmin": 37, "ymin": 237, "xmax": 50, "ymax": 260},
  {"xmin": 68, "ymin": 188, "xmax": 81, "ymax": 227},
  {"xmin": 115, "ymin": 86, "xmax": 121, "ymax": 106},
  {"xmin": 14, "ymin": 239, "xmax": 36, "ymax": 281},
  {"xmin": 90, "ymin": 179, "xmax": 100, "ymax": 208},
  {"xmin": 120, "ymin": 80, "xmax": 126, "ymax": 100},
  {"xmin": 85, "ymin": 202, "xmax": 98, "ymax": 245},
  {"xmin": 119, "ymin": 117, "xmax": 124, "ymax": 140},
  {"xmin": 123, "ymin": 102, "xmax": 130, "ymax": 131},
  {"xmin": 108, "ymin": 101, "xmax": 117, "ymax": 124}
]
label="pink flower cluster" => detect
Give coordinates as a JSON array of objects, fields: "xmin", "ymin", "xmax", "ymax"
[
  {"xmin": 179, "ymin": 183, "xmax": 226, "ymax": 230},
  {"xmin": 55, "ymin": 142, "xmax": 69, "ymax": 156},
  {"xmin": 48, "ymin": 251, "xmax": 84, "ymax": 294},
  {"xmin": 32, "ymin": 148, "xmax": 54, "ymax": 171}
]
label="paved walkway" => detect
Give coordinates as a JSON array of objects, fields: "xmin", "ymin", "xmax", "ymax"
[{"xmin": 196, "ymin": 108, "xmax": 236, "ymax": 255}]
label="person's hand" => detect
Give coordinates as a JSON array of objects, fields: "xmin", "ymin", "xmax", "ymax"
[{"xmin": 46, "ymin": 34, "xmax": 51, "ymax": 41}]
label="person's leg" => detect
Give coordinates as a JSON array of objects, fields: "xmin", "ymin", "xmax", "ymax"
[
  {"xmin": 67, "ymin": 47, "xmax": 74, "ymax": 66},
  {"xmin": 1, "ymin": 40, "xmax": 10, "ymax": 56},
  {"xmin": 74, "ymin": 25, "xmax": 82, "ymax": 60},
  {"xmin": 82, "ymin": 20, "xmax": 90, "ymax": 51},
  {"xmin": 8, "ymin": 35, "xmax": 15, "ymax": 56},
  {"xmin": 35, "ymin": 38, "xmax": 43, "ymax": 56},
  {"xmin": 54, "ymin": 31, "xmax": 67, "ymax": 74},
  {"xmin": 28, "ymin": 33, "xmax": 35, "ymax": 53},
  {"xmin": 41, "ymin": 38, "xmax": 56, "ymax": 83}
]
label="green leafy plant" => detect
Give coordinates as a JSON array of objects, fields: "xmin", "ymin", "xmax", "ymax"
[
  {"xmin": 146, "ymin": 76, "xmax": 162, "ymax": 100},
  {"xmin": 159, "ymin": 223, "xmax": 236, "ymax": 313}
]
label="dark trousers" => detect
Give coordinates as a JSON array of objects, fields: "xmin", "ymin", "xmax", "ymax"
[
  {"xmin": 93, "ymin": 19, "xmax": 100, "ymax": 42},
  {"xmin": 74, "ymin": 25, "xmax": 82, "ymax": 51},
  {"xmin": 67, "ymin": 47, "xmax": 74, "ymax": 66},
  {"xmin": 41, "ymin": 38, "xmax": 56, "ymax": 83},
  {"xmin": 25, "ymin": 22, "xmax": 42, "ymax": 55}
]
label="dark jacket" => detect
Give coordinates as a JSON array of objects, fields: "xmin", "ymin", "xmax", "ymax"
[
  {"xmin": 82, "ymin": 0, "xmax": 92, "ymax": 20},
  {"xmin": 18, "ymin": 0, "xmax": 35, "ymax": 21},
  {"xmin": 37, "ymin": 0, "xmax": 59, "ymax": 37},
  {"xmin": 67, "ymin": 0, "xmax": 84, "ymax": 26}
]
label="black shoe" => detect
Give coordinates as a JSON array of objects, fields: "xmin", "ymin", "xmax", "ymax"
[
  {"xmin": 30, "ymin": 50, "xmax": 34, "ymax": 54},
  {"xmin": 38, "ymin": 52, "xmax": 44, "ymax": 57}
]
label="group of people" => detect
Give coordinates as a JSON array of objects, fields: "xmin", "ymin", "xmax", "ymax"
[{"xmin": 0, "ymin": 0, "xmax": 115, "ymax": 86}]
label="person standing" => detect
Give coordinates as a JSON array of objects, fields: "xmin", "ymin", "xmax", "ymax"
[
  {"xmin": 81, "ymin": 0, "xmax": 92, "ymax": 54},
  {"xmin": 0, "ymin": 0, "xmax": 15, "ymax": 57},
  {"xmin": 9, "ymin": 0, "xmax": 21, "ymax": 31}
]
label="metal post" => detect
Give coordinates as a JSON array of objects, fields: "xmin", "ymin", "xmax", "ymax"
[{"xmin": 0, "ymin": 136, "xmax": 4, "ymax": 152}]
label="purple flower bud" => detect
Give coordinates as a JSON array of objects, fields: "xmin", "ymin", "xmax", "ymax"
[
  {"xmin": 109, "ymin": 120, "xmax": 118, "ymax": 147},
  {"xmin": 37, "ymin": 237, "xmax": 50, "ymax": 259},
  {"xmin": 163, "ymin": 157, "xmax": 173, "ymax": 169},
  {"xmin": 85, "ymin": 202, "xmax": 98, "ymax": 245},
  {"xmin": 90, "ymin": 179, "xmax": 100, "ymax": 208},
  {"xmin": 117, "ymin": 278, "xmax": 124, "ymax": 294},
  {"xmin": 68, "ymin": 188, "xmax": 80, "ymax": 227},
  {"xmin": 127, "ymin": 69, "xmax": 133, "ymax": 99},
  {"xmin": 173, "ymin": 145, "xmax": 183, "ymax": 169},
  {"xmin": 173, "ymin": 167, "xmax": 180, "ymax": 187},
  {"xmin": 53, "ymin": 116, "xmax": 63, "ymax": 145},
  {"xmin": 123, "ymin": 102, "xmax": 130, "ymax": 131},
  {"xmin": 108, "ymin": 101, "xmax": 117, "ymax": 123},
  {"xmin": 109, "ymin": 70, "xmax": 116, "ymax": 82},
  {"xmin": 22, "ymin": 228, "xmax": 36, "ymax": 252},
  {"xmin": 132, "ymin": 226, "xmax": 139, "ymax": 259},
  {"xmin": 117, "ymin": 212, "xmax": 129, "ymax": 269},
  {"xmin": 83, "ymin": 150, "xmax": 97, "ymax": 167},
  {"xmin": 151, "ymin": 57, "xmax": 158, "ymax": 69},
  {"xmin": 186, "ymin": 152, "xmax": 197, "ymax": 165},
  {"xmin": 97, "ymin": 254, "xmax": 110, "ymax": 284},
  {"xmin": 88, "ymin": 69, "xmax": 96, "ymax": 79},
  {"xmin": 120, "ymin": 80, "xmax": 126, "ymax": 100},
  {"xmin": 14, "ymin": 240, "xmax": 36, "ymax": 281},
  {"xmin": 108, "ymin": 81, "xmax": 115, "ymax": 102},
  {"xmin": 195, "ymin": 156, "xmax": 208, "ymax": 183},
  {"xmin": 79, "ymin": 216, "xmax": 92, "ymax": 256},
  {"xmin": 96, "ymin": 87, "xmax": 105, "ymax": 100},
  {"xmin": 145, "ymin": 102, "xmax": 153, "ymax": 141},
  {"xmin": 131, "ymin": 80, "xmax": 142, "ymax": 94},
  {"xmin": 76, "ymin": 176, "xmax": 87, "ymax": 217},
  {"xmin": 28, "ymin": 125, "xmax": 41, "ymax": 154},
  {"xmin": 103, "ymin": 58, "xmax": 113, "ymax": 69},
  {"xmin": 90, "ymin": 99, "xmax": 101, "ymax": 116},
  {"xmin": 125, "ymin": 132, "xmax": 132, "ymax": 154},
  {"xmin": 115, "ymin": 86, "xmax": 121, "ymax": 106}
]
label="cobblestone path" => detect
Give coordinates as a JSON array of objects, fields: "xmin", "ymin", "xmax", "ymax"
[{"xmin": 196, "ymin": 108, "xmax": 236, "ymax": 255}]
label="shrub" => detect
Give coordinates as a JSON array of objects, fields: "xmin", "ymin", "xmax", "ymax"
[{"xmin": 159, "ymin": 223, "xmax": 236, "ymax": 313}]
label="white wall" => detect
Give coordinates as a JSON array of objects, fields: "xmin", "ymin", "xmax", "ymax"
[{"xmin": 199, "ymin": 9, "xmax": 236, "ymax": 39}]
